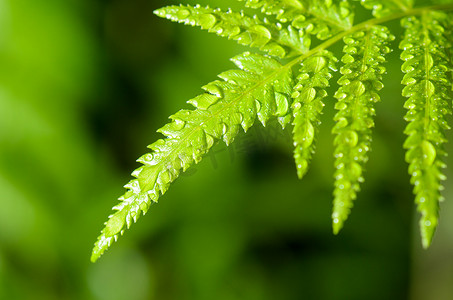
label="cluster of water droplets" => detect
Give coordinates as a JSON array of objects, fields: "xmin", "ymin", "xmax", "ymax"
[
  {"xmin": 291, "ymin": 51, "xmax": 337, "ymax": 179},
  {"xmin": 291, "ymin": 0, "xmax": 354, "ymax": 40},
  {"xmin": 238, "ymin": 0, "xmax": 305, "ymax": 24},
  {"xmin": 399, "ymin": 12, "xmax": 452, "ymax": 248},
  {"xmin": 331, "ymin": 25, "xmax": 394, "ymax": 234},
  {"xmin": 155, "ymin": 4, "xmax": 309, "ymax": 58}
]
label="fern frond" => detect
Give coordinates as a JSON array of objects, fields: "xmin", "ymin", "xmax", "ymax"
[
  {"xmin": 91, "ymin": 52, "xmax": 293, "ymax": 262},
  {"xmin": 154, "ymin": 5, "xmax": 310, "ymax": 58},
  {"xmin": 93, "ymin": 1, "xmax": 453, "ymax": 261},
  {"xmin": 291, "ymin": 50, "xmax": 337, "ymax": 179},
  {"xmin": 331, "ymin": 26, "xmax": 394, "ymax": 234},
  {"xmin": 400, "ymin": 12, "xmax": 452, "ymax": 248},
  {"xmin": 355, "ymin": 0, "xmax": 414, "ymax": 17}
]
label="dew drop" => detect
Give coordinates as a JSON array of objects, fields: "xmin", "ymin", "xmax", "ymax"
[
  {"xmin": 230, "ymin": 26, "xmax": 241, "ymax": 36},
  {"xmin": 305, "ymin": 23, "xmax": 314, "ymax": 33},
  {"xmin": 205, "ymin": 134, "xmax": 215, "ymax": 148},
  {"xmin": 236, "ymin": 32, "xmax": 252, "ymax": 45},
  {"xmin": 137, "ymin": 153, "xmax": 155, "ymax": 165},
  {"xmin": 189, "ymin": 93, "xmax": 220, "ymax": 110},
  {"xmin": 232, "ymin": 112, "xmax": 243, "ymax": 125},
  {"xmin": 125, "ymin": 180, "xmax": 141, "ymax": 194},
  {"xmin": 176, "ymin": 8, "xmax": 190, "ymax": 19},
  {"xmin": 267, "ymin": 45, "xmax": 286, "ymax": 58},
  {"xmin": 293, "ymin": 102, "xmax": 302, "ymax": 110},
  {"xmin": 250, "ymin": 25, "xmax": 272, "ymax": 39},
  {"xmin": 255, "ymin": 99, "xmax": 262, "ymax": 112},
  {"xmin": 342, "ymin": 54, "xmax": 355, "ymax": 64},
  {"xmin": 335, "ymin": 101, "xmax": 347, "ymax": 110},
  {"xmin": 343, "ymin": 130, "xmax": 358, "ymax": 147},
  {"xmin": 402, "ymin": 76, "xmax": 416, "ymax": 85},
  {"xmin": 335, "ymin": 117, "xmax": 348, "ymax": 129},
  {"xmin": 173, "ymin": 118, "xmax": 186, "ymax": 131},
  {"xmin": 153, "ymin": 8, "xmax": 166, "ymax": 18},
  {"xmin": 203, "ymin": 83, "xmax": 224, "ymax": 98},
  {"xmin": 351, "ymin": 81, "xmax": 366, "ymax": 97},
  {"xmin": 340, "ymin": 7, "xmax": 350, "ymax": 18},
  {"xmin": 296, "ymin": 159, "xmax": 308, "ymax": 175},
  {"xmin": 300, "ymin": 122, "xmax": 315, "ymax": 148},
  {"xmin": 400, "ymin": 51, "xmax": 414, "ymax": 61},
  {"xmin": 302, "ymin": 87, "xmax": 316, "ymax": 102},
  {"xmin": 276, "ymin": 92, "xmax": 289, "ymax": 116},
  {"xmin": 199, "ymin": 13, "xmax": 217, "ymax": 29},
  {"xmin": 421, "ymin": 140, "xmax": 436, "ymax": 166},
  {"xmin": 344, "ymin": 37, "xmax": 354, "ymax": 45}
]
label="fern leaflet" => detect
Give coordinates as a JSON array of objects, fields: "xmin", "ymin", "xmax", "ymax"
[
  {"xmin": 292, "ymin": 51, "xmax": 337, "ymax": 179},
  {"xmin": 154, "ymin": 4, "xmax": 310, "ymax": 58},
  {"xmin": 331, "ymin": 25, "xmax": 394, "ymax": 233},
  {"xmin": 400, "ymin": 11, "xmax": 452, "ymax": 248},
  {"xmin": 91, "ymin": 52, "xmax": 293, "ymax": 262}
]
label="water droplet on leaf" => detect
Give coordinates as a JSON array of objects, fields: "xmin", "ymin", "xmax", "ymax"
[
  {"xmin": 250, "ymin": 25, "xmax": 272, "ymax": 39},
  {"xmin": 176, "ymin": 8, "xmax": 190, "ymax": 19},
  {"xmin": 421, "ymin": 140, "xmax": 436, "ymax": 166},
  {"xmin": 199, "ymin": 13, "xmax": 217, "ymax": 29},
  {"xmin": 275, "ymin": 92, "xmax": 289, "ymax": 116}
]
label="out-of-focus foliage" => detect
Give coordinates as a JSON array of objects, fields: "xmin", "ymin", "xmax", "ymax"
[{"xmin": 1, "ymin": 0, "xmax": 453, "ymax": 300}]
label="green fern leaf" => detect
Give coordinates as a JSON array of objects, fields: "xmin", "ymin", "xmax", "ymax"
[
  {"xmin": 91, "ymin": 52, "xmax": 293, "ymax": 262},
  {"xmin": 154, "ymin": 4, "xmax": 310, "ymax": 58},
  {"xmin": 355, "ymin": 0, "xmax": 414, "ymax": 17},
  {"xmin": 331, "ymin": 26, "xmax": 394, "ymax": 234},
  {"xmin": 400, "ymin": 12, "xmax": 452, "ymax": 248},
  {"xmin": 292, "ymin": 50, "xmax": 337, "ymax": 179}
]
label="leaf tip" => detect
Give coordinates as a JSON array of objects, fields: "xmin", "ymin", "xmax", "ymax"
[
  {"xmin": 332, "ymin": 217, "xmax": 343, "ymax": 235},
  {"xmin": 420, "ymin": 218, "xmax": 437, "ymax": 249},
  {"xmin": 90, "ymin": 232, "xmax": 115, "ymax": 263},
  {"xmin": 90, "ymin": 251, "xmax": 100, "ymax": 263},
  {"xmin": 153, "ymin": 8, "xmax": 166, "ymax": 18}
]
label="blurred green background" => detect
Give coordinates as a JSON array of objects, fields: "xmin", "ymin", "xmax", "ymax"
[{"xmin": 1, "ymin": 0, "xmax": 453, "ymax": 299}]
